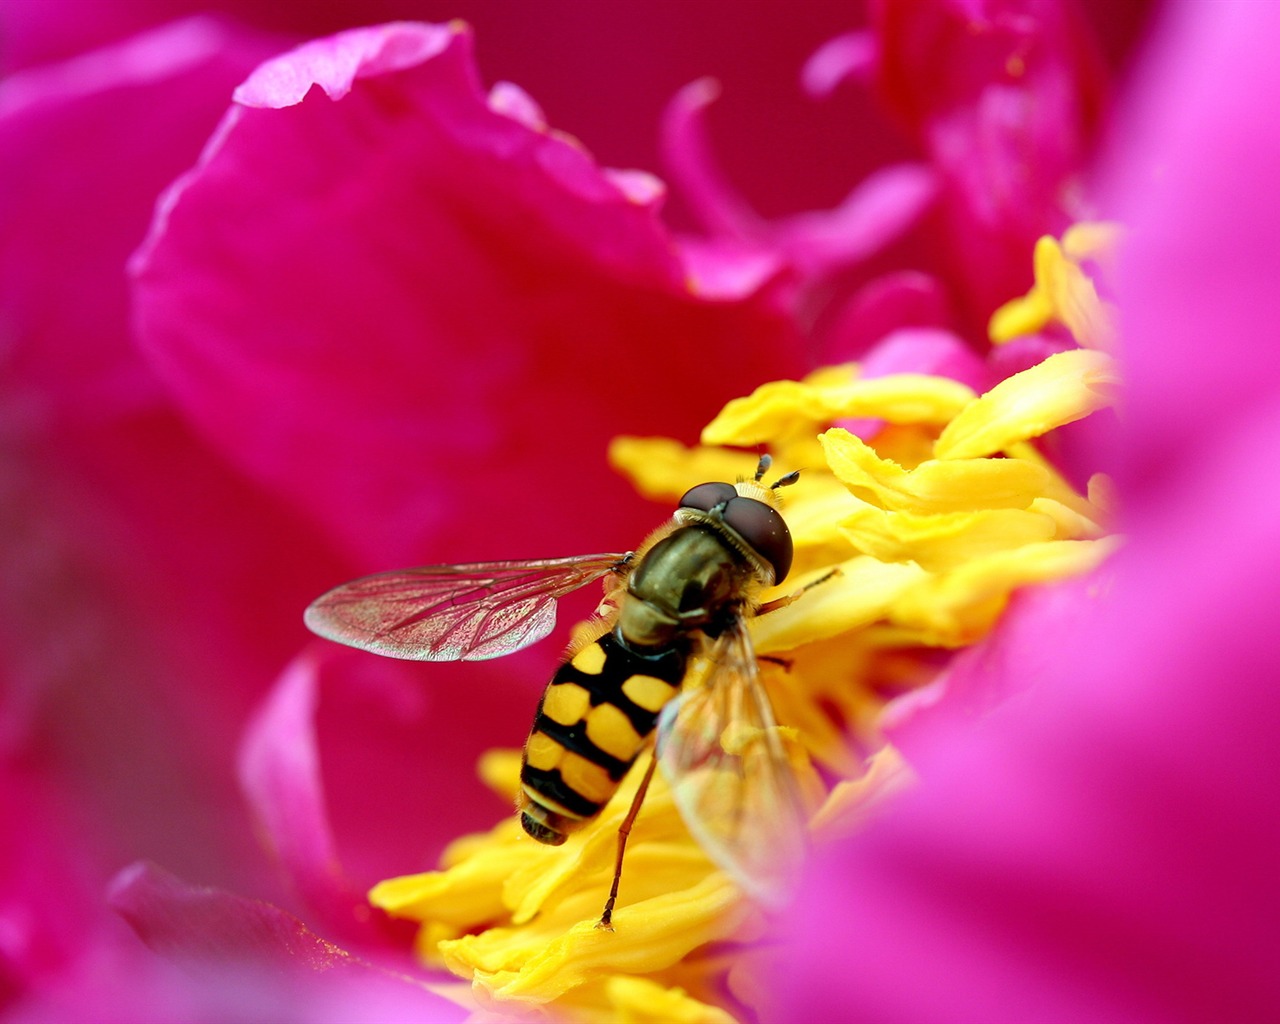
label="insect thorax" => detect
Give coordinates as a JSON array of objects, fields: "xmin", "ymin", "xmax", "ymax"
[{"xmin": 617, "ymin": 524, "xmax": 759, "ymax": 649}]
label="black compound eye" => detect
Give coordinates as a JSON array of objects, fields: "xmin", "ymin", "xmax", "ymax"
[
  {"xmin": 723, "ymin": 497, "xmax": 793, "ymax": 584},
  {"xmin": 678, "ymin": 481, "xmax": 738, "ymax": 513}
]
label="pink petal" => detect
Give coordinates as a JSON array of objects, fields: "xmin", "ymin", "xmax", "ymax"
[
  {"xmin": 819, "ymin": 270, "xmax": 954, "ymax": 360},
  {"xmin": 783, "ymin": 411, "xmax": 1280, "ymax": 1021},
  {"xmin": 770, "ymin": 162, "xmax": 937, "ymax": 275},
  {"xmin": 0, "ymin": 768, "xmax": 295, "ymax": 1022},
  {"xmin": 659, "ymin": 77, "xmax": 763, "ymax": 239},
  {"xmin": 109, "ymin": 861, "xmax": 460, "ymax": 1020},
  {"xmin": 111, "ymin": 860, "xmax": 355, "ymax": 969},
  {"xmin": 0, "ymin": 15, "xmax": 275, "ymax": 425},
  {"xmin": 1107, "ymin": 3, "xmax": 1280, "ymax": 483},
  {"xmin": 0, "ymin": 1, "xmax": 199, "ymax": 71},
  {"xmin": 801, "ymin": 30, "xmax": 877, "ymax": 100},
  {"xmin": 487, "ymin": 79, "xmax": 548, "ymax": 131},
  {"xmin": 240, "ymin": 646, "xmax": 538, "ymax": 939},
  {"xmin": 232, "ymin": 22, "xmax": 453, "ymax": 106},
  {"xmin": 243, "ymin": 638, "xmax": 560, "ymax": 903},
  {"xmin": 238, "ymin": 652, "xmax": 375, "ymax": 944},
  {"xmin": 0, "ymin": 12, "xmax": 320, "ymax": 899},
  {"xmin": 675, "ymin": 236, "xmax": 785, "ymax": 299},
  {"xmin": 857, "ymin": 327, "xmax": 989, "ymax": 391},
  {"xmin": 880, "ymin": 575, "xmax": 1101, "ymax": 755},
  {"xmin": 661, "ymin": 74, "xmax": 936, "ymax": 281},
  {"xmin": 132, "ymin": 21, "xmax": 798, "ymax": 569},
  {"xmin": 987, "ymin": 332, "xmax": 1075, "ymax": 378},
  {"xmin": 870, "ymin": 0, "xmax": 1106, "ymax": 320}
]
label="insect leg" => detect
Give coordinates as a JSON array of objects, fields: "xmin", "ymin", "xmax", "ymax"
[
  {"xmin": 756, "ymin": 567, "xmax": 841, "ymax": 616},
  {"xmin": 596, "ymin": 750, "xmax": 659, "ymax": 932}
]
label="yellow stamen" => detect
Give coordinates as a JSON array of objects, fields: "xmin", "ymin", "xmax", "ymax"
[{"xmin": 988, "ymin": 223, "xmax": 1121, "ymax": 348}]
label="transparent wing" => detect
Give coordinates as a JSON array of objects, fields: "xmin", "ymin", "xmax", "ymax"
[
  {"xmin": 656, "ymin": 620, "xmax": 809, "ymax": 906},
  {"xmin": 304, "ymin": 553, "xmax": 629, "ymax": 662}
]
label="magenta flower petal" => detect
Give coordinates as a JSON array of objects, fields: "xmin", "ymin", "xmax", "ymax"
[
  {"xmin": 801, "ymin": 30, "xmax": 876, "ymax": 100},
  {"xmin": 661, "ymin": 74, "xmax": 935, "ymax": 281},
  {"xmin": 871, "ymin": 0, "xmax": 1105, "ymax": 319},
  {"xmin": 0, "ymin": 16, "xmax": 274, "ymax": 425},
  {"xmin": 111, "ymin": 860, "xmax": 352, "ymax": 969},
  {"xmin": 238, "ymin": 651, "xmax": 379, "ymax": 944},
  {"xmin": 241, "ymin": 640, "xmax": 552, "ymax": 918},
  {"xmin": 110, "ymin": 861, "xmax": 461, "ymax": 1020},
  {"xmin": 850, "ymin": 325, "xmax": 988, "ymax": 392},
  {"xmin": 232, "ymin": 21, "xmax": 453, "ymax": 104},
  {"xmin": 1, "ymin": 6, "xmax": 1164, "ymax": 1016},
  {"xmin": 879, "ymin": 575, "xmax": 1099, "ymax": 756},
  {"xmin": 677, "ymin": 236, "xmax": 786, "ymax": 299},
  {"xmin": 132, "ymin": 21, "xmax": 797, "ymax": 569},
  {"xmin": 0, "ymin": 13, "xmax": 318, "ymax": 891},
  {"xmin": 769, "ymin": 162, "xmax": 937, "ymax": 275},
  {"xmin": 783, "ymin": 416, "xmax": 1280, "ymax": 1019},
  {"xmin": 660, "ymin": 77, "xmax": 763, "ymax": 239},
  {"xmin": 1111, "ymin": 4, "xmax": 1280, "ymax": 476},
  {"xmin": 819, "ymin": 270, "xmax": 952, "ymax": 360}
]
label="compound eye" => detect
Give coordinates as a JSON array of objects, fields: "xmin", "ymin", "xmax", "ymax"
[
  {"xmin": 723, "ymin": 497, "xmax": 793, "ymax": 584},
  {"xmin": 678, "ymin": 481, "xmax": 738, "ymax": 512}
]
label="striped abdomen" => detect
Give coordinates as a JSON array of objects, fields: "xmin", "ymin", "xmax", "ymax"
[{"xmin": 518, "ymin": 630, "xmax": 685, "ymax": 844}]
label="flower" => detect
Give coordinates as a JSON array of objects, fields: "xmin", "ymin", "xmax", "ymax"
[
  {"xmin": 0, "ymin": 1, "xmax": 1174, "ymax": 1019},
  {"xmin": 368, "ymin": 324, "xmax": 1119, "ymax": 1020}
]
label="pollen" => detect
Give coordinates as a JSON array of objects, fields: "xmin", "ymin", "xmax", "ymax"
[{"xmin": 369, "ymin": 228, "xmax": 1121, "ymax": 1023}]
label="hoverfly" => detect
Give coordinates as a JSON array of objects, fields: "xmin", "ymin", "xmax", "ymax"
[{"xmin": 305, "ymin": 455, "xmax": 810, "ymax": 928}]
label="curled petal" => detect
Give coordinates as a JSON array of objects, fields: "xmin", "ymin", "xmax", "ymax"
[
  {"xmin": 487, "ymin": 80, "xmax": 547, "ymax": 130},
  {"xmin": 109, "ymin": 862, "xmax": 459, "ymax": 1019},
  {"xmin": 659, "ymin": 77, "xmax": 762, "ymax": 239},
  {"xmin": 820, "ymin": 277, "xmax": 957, "ymax": 362},
  {"xmin": 238, "ymin": 653, "xmax": 359, "ymax": 934},
  {"xmin": 661, "ymin": 77, "xmax": 935, "ymax": 282},
  {"xmin": 132, "ymin": 21, "xmax": 796, "ymax": 567},
  {"xmin": 233, "ymin": 23, "xmax": 453, "ymax": 105},
  {"xmin": 769, "ymin": 163, "xmax": 937, "ymax": 275},
  {"xmin": 801, "ymin": 30, "xmax": 877, "ymax": 99}
]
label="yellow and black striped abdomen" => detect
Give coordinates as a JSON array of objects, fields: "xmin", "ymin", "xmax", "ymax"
[{"xmin": 518, "ymin": 630, "xmax": 685, "ymax": 844}]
